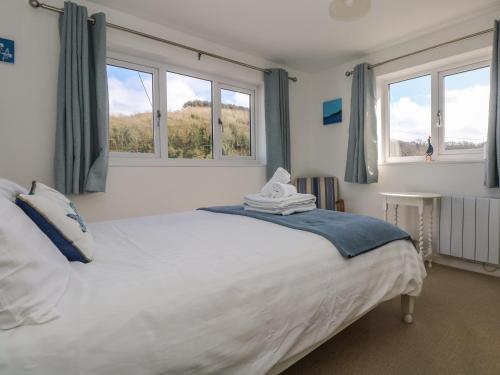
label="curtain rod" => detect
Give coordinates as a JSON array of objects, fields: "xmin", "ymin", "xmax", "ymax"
[
  {"xmin": 345, "ymin": 27, "xmax": 494, "ymax": 77},
  {"xmin": 28, "ymin": 0, "xmax": 298, "ymax": 82}
]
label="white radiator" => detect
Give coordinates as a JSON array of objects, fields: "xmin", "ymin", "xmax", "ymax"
[{"xmin": 439, "ymin": 197, "xmax": 500, "ymax": 265}]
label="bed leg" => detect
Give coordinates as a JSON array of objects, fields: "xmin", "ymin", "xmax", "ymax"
[{"xmin": 401, "ymin": 294, "xmax": 415, "ymax": 324}]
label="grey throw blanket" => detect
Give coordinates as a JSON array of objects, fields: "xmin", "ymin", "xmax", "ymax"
[{"xmin": 198, "ymin": 206, "xmax": 411, "ymax": 258}]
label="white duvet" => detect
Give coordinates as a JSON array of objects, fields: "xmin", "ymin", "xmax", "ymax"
[{"xmin": 0, "ymin": 210, "xmax": 426, "ymax": 375}]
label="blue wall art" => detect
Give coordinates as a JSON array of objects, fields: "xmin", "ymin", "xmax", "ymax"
[
  {"xmin": 0, "ymin": 38, "xmax": 15, "ymax": 64},
  {"xmin": 323, "ymin": 98, "xmax": 342, "ymax": 125}
]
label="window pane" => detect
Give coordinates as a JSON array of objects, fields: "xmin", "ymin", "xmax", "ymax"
[
  {"xmin": 167, "ymin": 72, "xmax": 213, "ymax": 159},
  {"xmin": 389, "ymin": 75, "xmax": 431, "ymax": 157},
  {"xmin": 107, "ymin": 64, "xmax": 154, "ymax": 153},
  {"xmin": 220, "ymin": 89, "xmax": 251, "ymax": 157},
  {"xmin": 443, "ymin": 66, "xmax": 489, "ymax": 151}
]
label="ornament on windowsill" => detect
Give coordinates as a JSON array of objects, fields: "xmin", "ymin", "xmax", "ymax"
[{"xmin": 425, "ymin": 135, "xmax": 434, "ymax": 162}]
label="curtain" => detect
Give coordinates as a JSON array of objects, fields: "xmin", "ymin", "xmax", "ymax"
[
  {"xmin": 344, "ymin": 63, "xmax": 378, "ymax": 184},
  {"xmin": 55, "ymin": 1, "xmax": 109, "ymax": 194},
  {"xmin": 486, "ymin": 20, "xmax": 500, "ymax": 188},
  {"xmin": 265, "ymin": 69, "xmax": 291, "ymax": 179}
]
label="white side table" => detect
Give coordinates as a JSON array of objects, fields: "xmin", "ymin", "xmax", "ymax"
[{"xmin": 380, "ymin": 192, "xmax": 441, "ymax": 267}]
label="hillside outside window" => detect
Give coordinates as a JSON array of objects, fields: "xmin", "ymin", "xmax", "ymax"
[{"xmin": 106, "ymin": 57, "xmax": 257, "ymax": 164}]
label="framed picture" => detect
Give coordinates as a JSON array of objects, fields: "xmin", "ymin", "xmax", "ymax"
[
  {"xmin": 323, "ymin": 98, "xmax": 342, "ymax": 125},
  {"xmin": 0, "ymin": 38, "xmax": 14, "ymax": 64}
]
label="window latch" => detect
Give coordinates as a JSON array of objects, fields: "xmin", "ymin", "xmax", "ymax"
[
  {"xmin": 218, "ymin": 118, "xmax": 224, "ymax": 132},
  {"xmin": 156, "ymin": 110, "xmax": 161, "ymax": 127},
  {"xmin": 436, "ymin": 110, "xmax": 442, "ymax": 128}
]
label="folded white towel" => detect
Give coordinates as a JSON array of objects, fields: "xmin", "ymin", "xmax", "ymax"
[
  {"xmin": 270, "ymin": 182, "xmax": 297, "ymax": 199},
  {"xmin": 260, "ymin": 167, "xmax": 290, "ymax": 198},
  {"xmin": 244, "ymin": 193, "xmax": 316, "ymax": 209},
  {"xmin": 244, "ymin": 202, "xmax": 317, "ymax": 216}
]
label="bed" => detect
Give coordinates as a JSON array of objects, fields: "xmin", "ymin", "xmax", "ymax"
[{"xmin": 0, "ymin": 209, "xmax": 426, "ymax": 375}]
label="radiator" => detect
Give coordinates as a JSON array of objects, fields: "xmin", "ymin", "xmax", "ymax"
[{"xmin": 439, "ymin": 197, "xmax": 500, "ymax": 265}]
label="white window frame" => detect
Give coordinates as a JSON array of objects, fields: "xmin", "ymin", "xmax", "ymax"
[
  {"xmin": 165, "ymin": 67, "xmax": 216, "ymax": 161},
  {"xmin": 107, "ymin": 53, "xmax": 260, "ymax": 167},
  {"xmin": 437, "ymin": 60, "xmax": 490, "ymax": 157},
  {"xmin": 380, "ymin": 53, "xmax": 490, "ymax": 164},
  {"xmin": 218, "ymin": 83, "xmax": 256, "ymax": 161},
  {"xmin": 107, "ymin": 57, "xmax": 161, "ymax": 159},
  {"xmin": 381, "ymin": 71, "xmax": 433, "ymax": 164}
]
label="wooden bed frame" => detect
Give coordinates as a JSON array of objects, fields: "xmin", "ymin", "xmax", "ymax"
[{"xmin": 268, "ymin": 294, "xmax": 415, "ymax": 374}]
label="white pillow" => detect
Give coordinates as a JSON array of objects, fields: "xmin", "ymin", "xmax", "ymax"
[
  {"xmin": 16, "ymin": 182, "xmax": 93, "ymax": 263},
  {"xmin": 0, "ymin": 178, "xmax": 28, "ymax": 201},
  {"xmin": 0, "ymin": 197, "xmax": 71, "ymax": 330}
]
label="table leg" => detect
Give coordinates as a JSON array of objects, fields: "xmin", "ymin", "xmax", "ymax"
[
  {"xmin": 418, "ymin": 204, "xmax": 424, "ymax": 255},
  {"xmin": 427, "ymin": 202, "xmax": 433, "ymax": 268},
  {"xmin": 395, "ymin": 204, "xmax": 399, "ymax": 226},
  {"xmin": 384, "ymin": 199, "xmax": 389, "ymax": 222}
]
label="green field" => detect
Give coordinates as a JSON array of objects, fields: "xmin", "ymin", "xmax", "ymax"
[{"xmin": 109, "ymin": 102, "xmax": 250, "ymax": 158}]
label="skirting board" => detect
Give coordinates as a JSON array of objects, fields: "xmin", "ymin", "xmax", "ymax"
[{"xmin": 433, "ymin": 254, "xmax": 500, "ymax": 278}]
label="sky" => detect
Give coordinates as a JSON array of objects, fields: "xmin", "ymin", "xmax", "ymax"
[
  {"xmin": 389, "ymin": 66, "xmax": 490, "ymax": 145},
  {"xmin": 107, "ymin": 65, "xmax": 249, "ymax": 115},
  {"xmin": 166, "ymin": 72, "xmax": 250, "ymax": 111},
  {"xmin": 107, "ymin": 65, "xmax": 153, "ymax": 116}
]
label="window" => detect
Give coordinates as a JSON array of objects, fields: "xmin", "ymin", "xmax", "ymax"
[
  {"xmin": 106, "ymin": 55, "xmax": 258, "ymax": 164},
  {"xmin": 439, "ymin": 65, "xmax": 489, "ymax": 154},
  {"xmin": 389, "ymin": 75, "xmax": 431, "ymax": 157},
  {"xmin": 167, "ymin": 72, "xmax": 213, "ymax": 159},
  {"xmin": 383, "ymin": 58, "xmax": 490, "ymax": 163},
  {"xmin": 107, "ymin": 61, "xmax": 158, "ymax": 155},
  {"xmin": 220, "ymin": 88, "xmax": 252, "ymax": 157}
]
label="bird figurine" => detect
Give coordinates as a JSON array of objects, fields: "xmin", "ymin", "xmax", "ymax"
[{"xmin": 425, "ymin": 135, "xmax": 434, "ymax": 162}]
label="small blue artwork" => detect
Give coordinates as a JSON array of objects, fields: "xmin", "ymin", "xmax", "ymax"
[
  {"xmin": 0, "ymin": 38, "xmax": 14, "ymax": 64},
  {"xmin": 323, "ymin": 98, "xmax": 342, "ymax": 125}
]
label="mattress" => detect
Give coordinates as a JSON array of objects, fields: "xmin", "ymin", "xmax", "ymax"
[{"xmin": 0, "ymin": 210, "xmax": 426, "ymax": 375}]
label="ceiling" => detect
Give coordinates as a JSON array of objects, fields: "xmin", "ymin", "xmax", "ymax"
[{"xmin": 88, "ymin": 0, "xmax": 500, "ymax": 72}]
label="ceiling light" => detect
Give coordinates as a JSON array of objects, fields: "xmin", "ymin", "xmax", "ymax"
[{"xmin": 329, "ymin": 0, "xmax": 371, "ymax": 20}]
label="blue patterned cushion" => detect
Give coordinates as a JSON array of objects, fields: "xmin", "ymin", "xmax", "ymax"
[{"xmin": 16, "ymin": 182, "xmax": 93, "ymax": 263}]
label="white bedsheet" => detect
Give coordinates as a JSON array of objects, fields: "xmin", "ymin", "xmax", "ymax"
[{"xmin": 0, "ymin": 210, "xmax": 426, "ymax": 375}]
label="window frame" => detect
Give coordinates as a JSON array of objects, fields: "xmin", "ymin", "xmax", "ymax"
[
  {"xmin": 107, "ymin": 53, "xmax": 260, "ymax": 166},
  {"xmin": 437, "ymin": 60, "xmax": 490, "ymax": 157},
  {"xmin": 107, "ymin": 57, "xmax": 161, "ymax": 159},
  {"xmin": 218, "ymin": 83, "xmax": 256, "ymax": 161},
  {"xmin": 382, "ymin": 71, "xmax": 433, "ymax": 164},
  {"xmin": 380, "ymin": 54, "xmax": 490, "ymax": 164},
  {"xmin": 165, "ymin": 67, "xmax": 216, "ymax": 161}
]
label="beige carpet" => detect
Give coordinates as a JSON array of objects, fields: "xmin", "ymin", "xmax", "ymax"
[{"xmin": 282, "ymin": 264, "xmax": 500, "ymax": 375}]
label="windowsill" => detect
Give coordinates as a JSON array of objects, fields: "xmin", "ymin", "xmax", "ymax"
[
  {"xmin": 379, "ymin": 158, "xmax": 485, "ymax": 166},
  {"xmin": 109, "ymin": 157, "xmax": 266, "ymax": 168}
]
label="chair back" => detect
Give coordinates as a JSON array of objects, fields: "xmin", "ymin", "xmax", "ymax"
[{"xmin": 294, "ymin": 176, "xmax": 343, "ymax": 211}]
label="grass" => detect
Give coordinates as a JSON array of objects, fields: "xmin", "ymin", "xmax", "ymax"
[{"xmin": 109, "ymin": 104, "xmax": 250, "ymax": 158}]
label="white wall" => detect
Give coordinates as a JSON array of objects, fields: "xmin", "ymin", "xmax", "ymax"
[
  {"xmin": 0, "ymin": 0, "xmax": 311, "ymax": 222},
  {"xmin": 294, "ymin": 9, "xmax": 500, "ymax": 275},
  {"xmin": 297, "ymin": 8, "xmax": 500, "ymax": 220},
  {"xmin": 2, "ymin": 0, "xmax": 498, "ymax": 274}
]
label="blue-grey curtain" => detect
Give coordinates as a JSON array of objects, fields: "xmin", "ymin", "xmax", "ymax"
[
  {"xmin": 344, "ymin": 63, "xmax": 378, "ymax": 184},
  {"xmin": 486, "ymin": 20, "xmax": 500, "ymax": 188},
  {"xmin": 265, "ymin": 69, "xmax": 290, "ymax": 179},
  {"xmin": 55, "ymin": 2, "xmax": 109, "ymax": 194}
]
